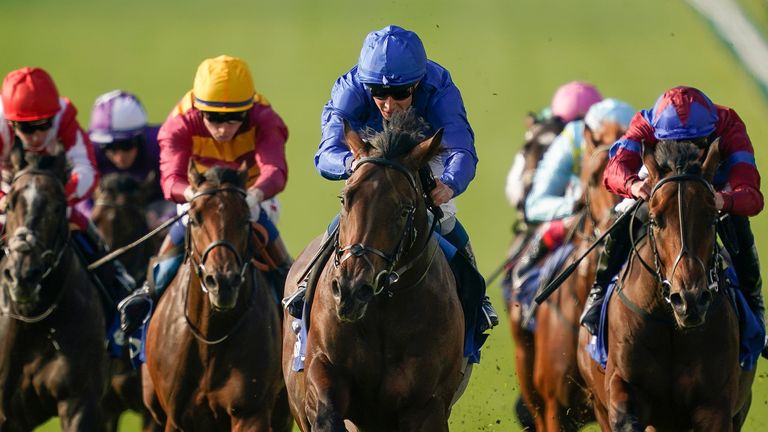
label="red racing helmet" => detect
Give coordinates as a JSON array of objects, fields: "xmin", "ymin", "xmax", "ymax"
[{"xmin": 2, "ymin": 67, "xmax": 60, "ymax": 122}]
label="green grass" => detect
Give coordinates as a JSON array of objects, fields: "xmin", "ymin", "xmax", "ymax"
[{"xmin": 2, "ymin": 0, "xmax": 768, "ymax": 430}]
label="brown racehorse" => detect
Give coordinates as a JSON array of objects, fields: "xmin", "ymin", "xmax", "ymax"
[
  {"xmin": 504, "ymin": 115, "xmax": 564, "ymax": 428},
  {"xmin": 283, "ymin": 110, "xmax": 465, "ymax": 431},
  {"xmin": 527, "ymin": 136, "xmax": 618, "ymax": 431},
  {"xmin": 143, "ymin": 162, "xmax": 291, "ymax": 431},
  {"xmin": 0, "ymin": 147, "xmax": 107, "ymax": 431},
  {"xmin": 578, "ymin": 140, "xmax": 754, "ymax": 430},
  {"xmin": 91, "ymin": 172, "xmax": 162, "ymax": 432}
]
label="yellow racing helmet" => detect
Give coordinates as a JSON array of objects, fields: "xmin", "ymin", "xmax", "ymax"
[{"xmin": 192, "ymin": 55, "xmax": 255, "ymax": 112}]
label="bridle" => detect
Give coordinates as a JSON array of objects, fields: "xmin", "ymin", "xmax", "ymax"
[
  {"xmin": 185, "ymin": 186, "xmax": 254, "ymax": 294},
  {"xmin": 633, "ymin": 173, "xmax": 720, "ymax": 303},
  {"xmin": 183, "ymin": 185, "xmax": 256, "ymax": 345},
  {"xmin": 334, "ymin": 157, "xmax": 439, "ymax": 296},
  {"xmin": 0, "ymin": 169, "xmax": 70, "ymax": 323}
]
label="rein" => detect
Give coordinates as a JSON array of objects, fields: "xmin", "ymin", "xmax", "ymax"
[{"xmin": 334, "ymin": 157, "xmax": 439, "ymax": 296}]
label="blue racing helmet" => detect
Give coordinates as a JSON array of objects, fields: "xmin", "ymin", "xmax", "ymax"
[
  {"xmin": 649, "ymin": 86, "xmax": 718, "ymax": 140},
  {"xmin": 357, "ymin": 25, "xmax": 427, "ymax": 86}
]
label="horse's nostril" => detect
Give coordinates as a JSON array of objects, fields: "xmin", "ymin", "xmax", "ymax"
[
  {"xmin": 357, "ymin": 284, "xmax": 374, "ymax": 302},
  {"xmin": 204, "ymin": 274, "xmax": 218, "ymax": 289},
  {"xmin": 669, "ymin": 292, "xmax": 684, "ymax": 308},
  {"xmin": 332, "ymin": 279, "xmax": 341, "ymax": 298}
]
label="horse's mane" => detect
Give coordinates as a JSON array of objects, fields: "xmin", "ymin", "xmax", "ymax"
[
  {"xmin": 654, "ymin": 140, "xmax": 703, "ymax": 176},
  {"xmin": 100, "ymin": 173, "xmax": 140, "ymax": 195},
  {"xmin": 363, "ymin": 108, "xmax": 429, "ymax": 159},
  {"xmin": 200, "ymin": 166, "xmax": 246, "ymax": 188}
]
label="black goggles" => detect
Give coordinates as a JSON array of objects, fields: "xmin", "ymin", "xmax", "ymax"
[
  {"xmin": 103, "ymin": 138, "xmax": 138, "ymax": 152},
  {"xmin": 202, "ymin": 110, "xmax": 248, "ymax": 124},
  {"xmin": 12, "ymin": 118, "xmax": 54, "ymax": 134},
  {"xmin": 367, "ymin": 84, "xmax": 415, "ymax": 101}
]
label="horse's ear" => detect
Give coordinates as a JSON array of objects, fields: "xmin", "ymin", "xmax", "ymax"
[
  {"xmin": 525, "ymin": 112, "xmax": 537, "ymax": 128},
  {"xmin": 8, "ymin": 141, "xmax": 26, "ymax": 176},
  {"xmin": 701, "ymin": 138, "xmax": 721, "ymax": 182},
  {"xmin": 642, "ymin": 141, "xmax": 660, "ymax": 183},
  {"xmin": 343, "ymin": 120, "xmax": 368, "ymax": 159},
  {"xmin": 410, "ymin": 128, "xmax": 444, "ymax": 168},
  {"xmin": 187, "ymin": 159, "xmax": 205, "ymax": 188},
  {"xmin": 236, "ymin": 160, "xmax": 249, "ymax": 187}
]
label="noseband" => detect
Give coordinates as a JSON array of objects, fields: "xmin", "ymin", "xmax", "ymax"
[
  {"xmin": 638, "ymin": 174, "xmax": 720, "ymax": 303},
  {"xmin": 334, "ymin": 157, "xmax": 438, "ymax": 296},
  {"xmin": 186, "ymin": 186, "xmax": 253, "ymax": 293}
]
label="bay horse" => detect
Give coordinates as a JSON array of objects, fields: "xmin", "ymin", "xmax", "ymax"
[
  {"xmin": 0, "ymin": 147, "xmax": 107, "ymax": 431},
  {"xmin": 143, "ymin": 162, "xmax": 291, "ymax": 431},
  {"xmin": 282, "ymin": 110, "xmax": 464, "ymax": 431},
  {"xmin": 91, "ymin": 172, "xmax": 161, "ymax": 432},
  {"xmin": 577, "ymin": 140, "xmax": 754, "ymax": 430},
  {"xmin": 525, "ymin": 137, "xmax": 618, "ymax": 431}
]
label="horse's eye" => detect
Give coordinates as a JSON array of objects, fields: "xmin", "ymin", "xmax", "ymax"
[
  {"xmin": 189, "ymin": 211, "xmax": 202, "ymax": 226},
  {"xmin": 651, "ymin": 214, "xmax": 664, "ymax": 228},
  {"xmin": 400, "ymin": 206, "xmax": 413, "ymax": 219}
]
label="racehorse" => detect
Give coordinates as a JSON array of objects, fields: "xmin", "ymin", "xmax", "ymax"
[
  {"xmin": 0, "ymin": 146, "xmax": 107, "ymax": 431},
  {"xmin": 91, "ymin": 172, "xmax": 160, "ymax": 284},
  {"xmin": 577, "ymin": 140, "xmax": 755, "ymax": 430},
  {"xmin": 91, "ymin": 172, "xmax": 162, "ymax": 432},
  {"xmin": 282, "ymin": 110, "xmax": 465, "ymax": 431},
  {"xmin": 525, "ymin": 138, "xmax": 617, "ymax": 431},
  {"xmin": 143, "ymin": 162, "xmax": 291, "ymax": 431}
]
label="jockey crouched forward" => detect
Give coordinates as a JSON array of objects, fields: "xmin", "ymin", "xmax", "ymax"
[
  {"xmin": 118, "ymin": 55, "xmax": 291, "ymax": 334},
  {"xmin": 284, "ymin": 25, "xmax": 498, "ymax": 335},
  {"xmin": 0, "ymin": 67, "xmax": 135, "ymax": 324},
  {"xmin": 580, "ymin": 87, "xmax": 768, "ymax": 360}
]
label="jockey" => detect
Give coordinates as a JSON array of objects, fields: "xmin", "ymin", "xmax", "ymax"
[
  {"xmin": 0, "ymin": 67, "xmax": 134, "ymax": 318},
  {"xmin": 118, "ymin": 55, "xmax": 291, "ymax": 334},
  {"xmin": 580, "ymin": 87, "xmax": 766, "ymax": 348},
  {"xmin": 515, "ymin": 95, "xmax": 635, "ymax": 278},
  {"xmin": 77, "ymin": 90, "xmax": 175, "ymax": 228},
  {"xmin": 314, "ymin": 25, "xmax": 498, "ymax": 332},
  {"xmin": 505, "ymin": 81, "xmax": 602, "ymax": 219}
]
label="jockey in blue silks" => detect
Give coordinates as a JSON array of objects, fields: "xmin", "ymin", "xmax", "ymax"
[{"xmin": 313, "ymin": 24, "xmax": 498, "ymax": 333}]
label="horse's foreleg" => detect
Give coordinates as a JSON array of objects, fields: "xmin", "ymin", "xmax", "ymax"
[
  {"xmin": 57, "ymin": 396, "xmax": 105, "ymax": 432},
  {"xmin": 271, "ymin": 386, "xmax": 294, "ymax": 432},
  {"xmin": 141, "ymin": 364, "xmax": 166, "ymax": 428},
  {"xmin": 305, "ymin": 357, "xmax": 348, "ymax": 432},
  {"xmin": 231, "ymin": 413, "xmax": 271, "ymax": 432},
  {"xmin": 397, "ymin": 397, "xmax": 449, "ymax": 432},
  {"xmin": 690, "ymin": 403, "xmax": 733, "ymax": 432},
  {"xmin": 607, "ymin": 373, "xmax": 645, "ymax": 432}
]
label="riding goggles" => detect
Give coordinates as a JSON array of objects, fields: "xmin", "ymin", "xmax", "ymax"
[
  {"xmin": 367, "ymin": 84, "xmax": 415, "ymax": 101},
  {"xmin": 202, "ymin": 110, "xmax": 248, "ymax": 124},
  {"xmin": 102, "ymin": 137, "xmax": 139, "ymax": 152},
  {"xmin": 11, "ymin": 117, "xmax": 54, "ymax": 134}
]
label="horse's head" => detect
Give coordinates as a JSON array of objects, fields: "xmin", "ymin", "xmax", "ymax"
[
  {"xmin": 519, "ymin": 115, "xmax": 563, "ymax": 205},
  {"xmin": 186, "ymin": 160, "xmax": 252, "ymax": 311},
  {"xmin": 2, "ymin": 145, "xmax": 69, "ymax": 311},
  {"xmin": 333, "ymin": 109, "xmax": 440, "ymax": 322},
  {"xmin": 644, "ymin": 139, "xmax": 720, "ymax": 328},
  {"xmin": 91, "ymin": 172, "xmax": 152, "ymax": 248},
  {"xmin": 580, "ymin": 121, "xmax": 624, "ymax": 224}
]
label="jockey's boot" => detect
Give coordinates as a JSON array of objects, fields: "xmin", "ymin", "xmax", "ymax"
[
  {"xmin": 514, "ymin": 230, "xmax": 548, "ymax": 279},
  {"xmin": 727, "ymin": 216, "xmax": 768, "ymax": 359},
  {"xmin": 119, "ymin": 234, "xmax": 182, "ymax": 334},
  {"xmin": 580, "ymin": 213, "xmax": 634, "ymax": 335},
  {"xmin": 264, "ymin": 235, "xmax": 293, "ymax": 299},
  {"xmin": 461, "ymin": 241, "xmax": 499, "ymax": 333},
  {"xmin": 73, "ymin": 222, "xmax": 136, "ymax": 322}
]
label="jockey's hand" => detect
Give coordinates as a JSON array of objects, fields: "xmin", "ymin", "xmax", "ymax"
[
  {"xmin": 430, "ymin": 180, "xmax": 454, "ymax": 206},
  {"xmin": 629, "ymin": 179, "xmax": 651, "ymax": 200},
  {"xmin": 183, "ymin": 186, "xmax": 195, "ymax": 202},
  {"xmin": 714, "ymin": 192, "xmax": 725, "ymax": 211},
  {"xmin": 246, "ymin": 188, "xmax": 264, "ymax": 222},
  {"xmin": 0, "ymin": 194, "xmax": 6, "ymax": 212}
]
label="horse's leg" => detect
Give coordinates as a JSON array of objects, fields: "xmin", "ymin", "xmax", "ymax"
[
  {"xmin": 690, "ymin": 403, "xmax": 733, "ymax": 432},
  {"xmin": 397, "ymin": 397, "xmax": 449, "ymax": 432},
  {"xmin": 141, "ymin": 364, "xmax": 166, "ymax": 428},
  {"xmin": 57, "ymin": 397, "xmax": 105, "ymax": 432},
  {"xmin": 607, "ymin": 373, "xmax": 646, "ymax": 432},
  {"xmin": 305, "ymin": 357, "xmax": 348, "ymax": 432},
  {"xmin": 271, "ymin": 385, "xmax": 294, "ymax": 432},
  {"xmin": 510, "ymin": 307, "xmax": 544, "ymax": 428},
  {"xmin": 231, "ymin": 413, "xmax": 271, "ymax": 432}
]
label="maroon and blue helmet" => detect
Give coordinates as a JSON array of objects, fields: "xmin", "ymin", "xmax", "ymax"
[
  {"xmin": 357, "ymin": 25, "xmax": 427, "ymax": 87},
  {"xmin": 646, "ymin": 86, "xmax": 718, "ymax": 140}
]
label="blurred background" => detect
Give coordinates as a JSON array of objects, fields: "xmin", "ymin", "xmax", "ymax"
[{"xmin": 3, "ymin": 0, "xmax": 768, "ymax": 430}]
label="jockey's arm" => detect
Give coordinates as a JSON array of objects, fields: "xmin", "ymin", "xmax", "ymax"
[
  {"xmin": 58, "ymin": 102, "xmax": 99, "ymax": 205},
  {"xmin": 250, "ymin": 105, "xmax": 289, "ymax": 200},
  {"xmin": 157, "ymin": 115, "xmax": 193, "ymax": 204},
  {"xmin": 604, "ymin": 112, "xmax": 655, "ymax": 199},
  {"xmin": 524, "ymin": 128, "xmax": 578, "ymax": 223}
]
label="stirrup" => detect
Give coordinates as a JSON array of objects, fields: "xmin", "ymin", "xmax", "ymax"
[
  {"xmin": 478, "ymin": 297, "xmax": 499, "ymax": 333},
  {"xmin": 282, "ymin": 284, "xmax": 307, "ymax": 319}
]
